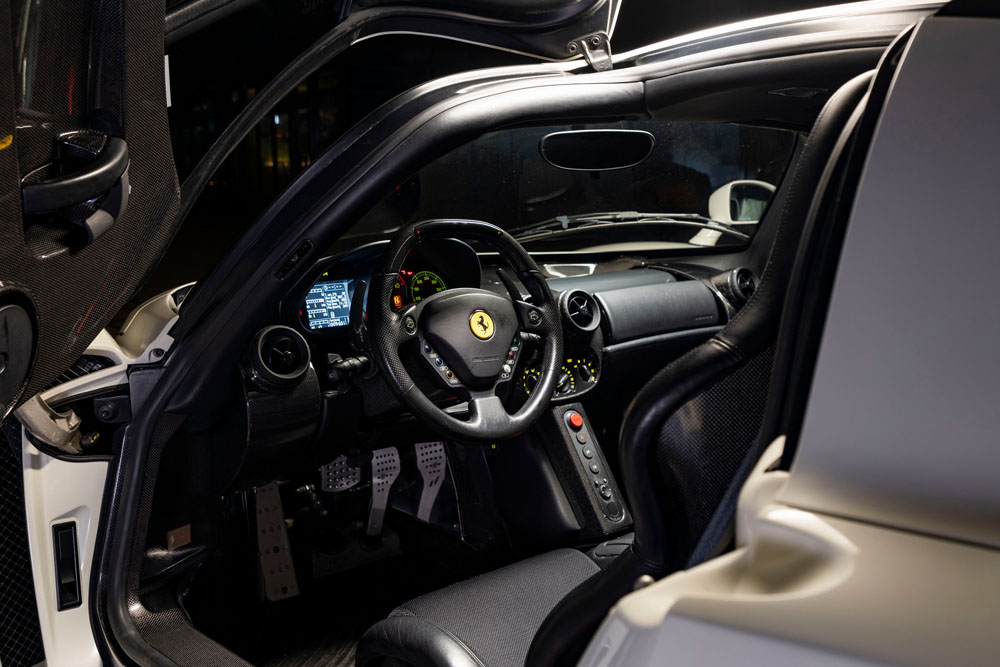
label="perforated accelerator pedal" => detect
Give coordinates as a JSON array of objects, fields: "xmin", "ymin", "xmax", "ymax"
[
  {"xmin": 367, "ymin": 447, "xmax": 400, "ymax": 536},
  {"xmin": 320, "ymin": 455, "xmax": 362, "ymax": 493},
  {"xmin": 415, "ymin": 441, "xmax": 447, "ymax": 522}
]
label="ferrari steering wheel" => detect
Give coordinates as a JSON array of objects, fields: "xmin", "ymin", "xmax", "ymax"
[{"xmin": 368, "ymin": 220, "xmax": 563, "ymax": 442}]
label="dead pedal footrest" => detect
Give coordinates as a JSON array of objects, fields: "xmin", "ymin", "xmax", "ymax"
[
  {"xmin": 320, "ymin": 454, "xmax": 362, "ymax": 493},
  {"xmin": 255, "ymin": 482, "xmax": 299, "ymax": 601}
]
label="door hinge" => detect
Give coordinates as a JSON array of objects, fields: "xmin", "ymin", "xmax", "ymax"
[
  {"xmin": 567, "ymin": 32, "xmax": 613, "ymax": 72},
  {"xmin": 16, "ymin": 394, "xmax": 83, "ymax": 454}
]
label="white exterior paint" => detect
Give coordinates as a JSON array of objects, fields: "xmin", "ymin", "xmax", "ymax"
[
  {"xmin": 17, "ymin": 285, "xmax": 191, "ymax": 664},
  {"xmin": 22, "ymin": 437, "xmax": 107, "ymax": 667}
]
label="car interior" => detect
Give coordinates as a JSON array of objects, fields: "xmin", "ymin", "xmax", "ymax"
[{"xmin": 18, "ymin": 7, "xmax": 923, "ymax": 666}]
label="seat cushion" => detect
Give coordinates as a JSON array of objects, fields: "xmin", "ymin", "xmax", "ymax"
[{"xmin": 357, "ymin": 548, "xmax": 600, "ymax": 667}]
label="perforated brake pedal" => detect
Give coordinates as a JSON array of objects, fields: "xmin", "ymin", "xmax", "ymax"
[
  {"xmin": 367, "ymin": 446, "xmax": 401, "ymax": 536},
  {"xmin": 415, "ymin": 441, "xmax": 447, "ymax": 522},
  {"xmin": 320, "ymin": 455, "xmax": 362, "ymax": 493},
  {"xmin": 254, "ymin": 482, "xmax": 299, "ymax": 601}
]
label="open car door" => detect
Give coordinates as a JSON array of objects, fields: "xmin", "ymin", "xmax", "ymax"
[
  {"xmin": 167, "ymin": 0, "xmax": 622, "ymax": 66},
  {"xmin": 0, "ymin": 0, "xmax": 181, "ymax": 420},
  {"xmin": 1, "ymin": 0, "xmax": 622, "ymax": 421},
  {"xmin": 0, "ymin": 1, "xmax": 621, "ymax": 665}
]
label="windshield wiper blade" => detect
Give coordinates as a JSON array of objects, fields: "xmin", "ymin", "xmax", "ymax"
[
  {"xmin": 510, "ymin": 211, "xmax": 749, "ymax": 242},
  {"xmin": 508, "ymin": 211, "xmax": 636, "ymax": 235}
]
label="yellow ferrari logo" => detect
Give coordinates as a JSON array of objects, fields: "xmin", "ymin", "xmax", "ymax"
[{"xmin": 470, "ymin": 311, "xmax": 494, "ymax": 339}]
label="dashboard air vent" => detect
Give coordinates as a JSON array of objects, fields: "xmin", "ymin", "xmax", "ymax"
[
  {"xmin": 560, "ymin": 289, "xmax": 601, "ymax": 334},
  {"xmin": 728, "ymin": 268, "xmax": 757, "ymax": 307},
  {"xmin": 245, "ymin": 325, "xmax": 311, "ymax": 390}
]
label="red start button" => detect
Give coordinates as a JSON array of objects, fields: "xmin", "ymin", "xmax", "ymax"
[{"xmin": 566, "ymin": 412, "xmax": 584, "ymax": 431}]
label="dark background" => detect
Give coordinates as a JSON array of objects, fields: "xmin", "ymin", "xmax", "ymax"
[{"xmin": 138, "ymin": 0, "xmax": 820, "ymax": 312}]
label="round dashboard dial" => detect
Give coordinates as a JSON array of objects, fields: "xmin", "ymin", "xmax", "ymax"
[
  {"xmin": 518, "ymin": 367, "xmax": 541, "ymax": 395},
  {"xmin": 410, "ymin": 270, "xmax": 447, "ymax": 302},
  {"xmin": 568, "ymin": 354, "xmax": 599, "ymax": 385},
  {"xmin": 555, "ymin": 364, "xmax": 576, "ymax": 395},
  {"xmin": 518, "ymin": 360, "xmax": 590, "ymax": 397}
]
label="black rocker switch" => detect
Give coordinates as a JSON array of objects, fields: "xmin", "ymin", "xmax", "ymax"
[{"xmin": 52, "ymin": 522, "xmax": 81, "ymax": 610}]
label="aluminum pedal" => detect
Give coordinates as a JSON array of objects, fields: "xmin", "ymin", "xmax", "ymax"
[
  {"xmin": 415, "ymin": 441, "xmax": 447, "ymax": 522},
  {"xmin": 320, "ymin": 454, "xmax": 362, "ymax": 493},
  {"xmin": 366, "ymin": 446, "xmax": 401, "ymax": 536},
  {"xmin": 254, "ymin": 482, "xmax": 299, "ymax": 601}
]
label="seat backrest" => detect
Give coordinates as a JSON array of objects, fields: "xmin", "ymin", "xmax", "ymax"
[
  {"xmin": 651, "ymin": 344, "xmax": 774, "ymax": 567},
  {"xmin": 526, "ymin": 69, "xmax": 874, "ymax": 667},
  {"xmin": 621, "ymin": 68, "xmax": 872, "ymax": 574}
]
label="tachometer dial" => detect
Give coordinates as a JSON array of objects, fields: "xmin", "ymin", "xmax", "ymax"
[{"xmin": 410, "ymin": 270, "xmax": 447, "ymax": 302}]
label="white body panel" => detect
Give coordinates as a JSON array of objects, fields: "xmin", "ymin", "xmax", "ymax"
[
  {"xmin": 22, "ymin": 438, "xmax": 107, "ymax": 667},
  {"xmin": 582, "ymin": 15, "xmax": 1000, "ymax": 667},
  {"xmin": 584, "ymin": 497, "xmax": 1000, "ymax": 666},
  {"xmin": 17, "ymin": 286, "xmax": 190, "ymax": 665},
  {"xmin": 778, "ymin": 15, "xmax": 1000, "ymax": 549}
]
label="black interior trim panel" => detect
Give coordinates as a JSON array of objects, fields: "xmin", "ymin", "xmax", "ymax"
[{"xmin": 595, "ymin": 281, "xmax": 720, "ymax": 343}]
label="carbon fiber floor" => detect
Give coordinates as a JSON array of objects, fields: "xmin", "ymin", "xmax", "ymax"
[
  {"xmin": 252, "ymin": 578, "xmax": 370, "ymax": 667},
  {"xmin": 245, "ymin": 576, "xmax": 376, "ymax": 667},
  {"xmin": 259, "ymin": 628, "xmax": 359, "ymax": 667},
  {"xmin": 243, "ymin": 552, "xmax": 461, "ymax": 667}
]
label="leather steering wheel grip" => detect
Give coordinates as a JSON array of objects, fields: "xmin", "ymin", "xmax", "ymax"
[
  {"xmin": 367, "ymin": 219, "xmax": 563, "ymax": 442},
  {"xmin": 369, "ymin": 271, "xmax": 420, "ymax": 394}
]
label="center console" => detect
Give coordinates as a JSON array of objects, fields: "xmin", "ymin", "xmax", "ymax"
[
  {"xmin": 558, "ymin": 406, "xmax": 625, "ymax": 523},
  {"xmin": 491, "ymin": 403, "xmax": 631, "ymax": 549}
]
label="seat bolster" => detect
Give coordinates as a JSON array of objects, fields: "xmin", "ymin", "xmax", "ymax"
[
  {"xmin": 526, "ymin": 545, "xmax": 656, "ymax": 667},
  {"xmin": 357, "ymin": 615, "xmax": 486, "ymax": 667}
]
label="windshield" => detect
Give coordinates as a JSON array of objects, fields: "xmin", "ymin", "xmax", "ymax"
[{"xmin": 339, "ymin": 120, "xmax": 796, "ymax": 253}]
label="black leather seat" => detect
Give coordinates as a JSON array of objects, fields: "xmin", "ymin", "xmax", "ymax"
[
  {"xmin": 357, "ymin": 549, "xmax": 600, "ymax": 667},
  {"xmin": 356, "ymin": 71, "xmax": 874, "ymax": 667}
]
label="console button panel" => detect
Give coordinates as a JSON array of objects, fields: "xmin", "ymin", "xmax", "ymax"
[{"xmin": 562, "ymin": 409, "xmax": 624, "ymax": 522}]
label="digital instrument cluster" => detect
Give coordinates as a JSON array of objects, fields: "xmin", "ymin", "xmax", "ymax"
[
  {"xmin": 290, "ymin": 238, "xmax": 481, "ymax": 337},
  {"xmin": 304, "ymin": 278, "xmax": 354, "ymax": 330},
  {"xmin": 297, "ymin": 264, "xmax": 465, "ymax": 336}
]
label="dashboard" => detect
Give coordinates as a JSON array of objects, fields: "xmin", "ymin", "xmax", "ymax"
[
  {"xmin": 280, "ymin": 238, "xmax": 614, "ymax": 402},
  {"xmin": 280, "ymin": 237, "xmax": 736, "ymax": 407}
]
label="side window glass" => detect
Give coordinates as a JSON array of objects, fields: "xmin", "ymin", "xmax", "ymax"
[{"xmin": 119, "ymin": 28, "xmax": 521, "ymax": 317}]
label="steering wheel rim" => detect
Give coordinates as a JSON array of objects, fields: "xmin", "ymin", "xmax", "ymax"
[{"xmin": 368, "ymin": 219, "xmax": 563, "ymax": 442}]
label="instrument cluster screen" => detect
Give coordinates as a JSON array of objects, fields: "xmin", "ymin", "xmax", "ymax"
[{"xmin": 305, "ymin": 280, "xmax": 353, "ymax": 329}]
